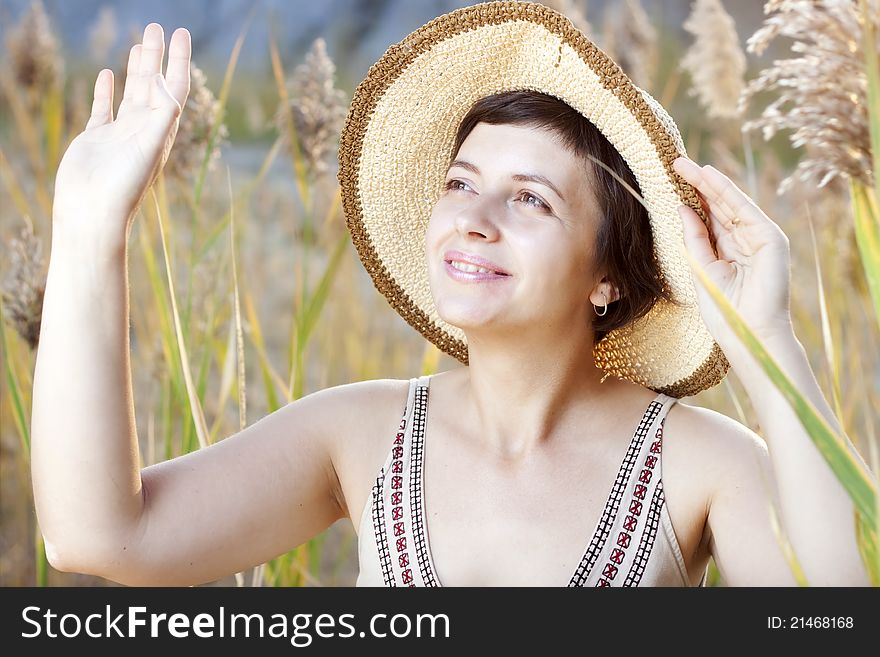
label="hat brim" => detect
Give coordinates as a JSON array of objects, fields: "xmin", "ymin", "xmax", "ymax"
[{"xmin": 338, "ymin": 1, "xmax": 730, "ymax": 398}]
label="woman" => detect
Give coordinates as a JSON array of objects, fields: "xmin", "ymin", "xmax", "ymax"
[{"xmin": 31, "ymin": 2, "xmax": 873, "ymax": 587}]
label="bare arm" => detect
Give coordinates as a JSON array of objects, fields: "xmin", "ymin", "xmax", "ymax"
[
  {"xmin": 708, "ymin": 330, "xmax": 874, "ymax": 586},
  {"xmin": 32, "ymin": 23, "xmax": 192, "ymax": 573},
  {"xmin": 31, "ymin": 207, "xmax": 143, "ymax": 572},
  {"xmin": 672, "ymin": 158, "xmax": 875, "ymax": 586},
  {"xmin": 31, "ymin": 23, "xmax": 397, "ymax": 587},
  {"xmin": 26, "ymin": 19, "xmax": 331, "ymax": 587}
]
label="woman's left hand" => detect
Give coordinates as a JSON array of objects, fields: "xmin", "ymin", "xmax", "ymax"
[{"xmin": 672, "ymin": 156, "xmax": 795, "ymax": 358}]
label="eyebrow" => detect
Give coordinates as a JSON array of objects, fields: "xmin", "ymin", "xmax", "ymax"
[{"xmin": 448, "ymin": 159, "xmax": 567, "ymax": 203}]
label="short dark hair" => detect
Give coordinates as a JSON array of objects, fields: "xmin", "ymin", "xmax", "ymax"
[{"xmin": 451, "ymin": 90, "xmax": 677, "ymax": 345}]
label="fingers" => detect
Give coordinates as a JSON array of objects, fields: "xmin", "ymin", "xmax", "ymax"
[
  {"xmin": 673, "ymin": 157, "xmax": 764, "ymax": 230},
  {"xmin": 135, "ymin": 23, "xmax": 166, "ymax": 106},
  {"xmin": 148, "ymin": 73, "xmax": 181, "ymax": 116},
  {"xmin": 120, "ymin": 44, "xmax": 141, "ymax": 110},
  {"xmin": 85, "ymin": 68, "xmax": 114, "ymax": 130},
  {"xmin": 678, "ymin": 204, "xmax": 719, "ymax": 270},
  {"xmin": 165, "ymin": 28, "xmax": 192, "ymax": 110}
]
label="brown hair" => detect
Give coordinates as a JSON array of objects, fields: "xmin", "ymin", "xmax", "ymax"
[{"xmin": 451, "ymin": 90, "xmax": 677, "ymax": 345}]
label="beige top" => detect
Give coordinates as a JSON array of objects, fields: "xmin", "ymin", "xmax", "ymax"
[{"xmin": 356, "ymin": 374, "xmax": 707, "ymax": 587}]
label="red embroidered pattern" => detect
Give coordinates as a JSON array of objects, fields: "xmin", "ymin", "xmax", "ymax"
[
  {"xmin": 568, "ymin": 399, "xmax": 662, "ymax": 587},
  {"xmin": 391, "ymin": 417, "xmax": 415, "ymax": 586},
  {"xmin": 596, "ymin": 420, "xmax": 664, "ymax": 586}
]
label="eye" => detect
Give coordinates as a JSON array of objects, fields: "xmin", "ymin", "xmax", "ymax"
[
  {"xmin": 516, "ymin": 191, "xmax": 551, "ymax": 212},
  {"xmin": 444, "ymin": 179, "xmax": 472, "ymax": 192}
]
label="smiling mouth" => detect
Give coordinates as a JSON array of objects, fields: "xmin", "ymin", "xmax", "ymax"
[{"xmin": 445, "ymin": 259, "xmax": 510, "ymax": 276}]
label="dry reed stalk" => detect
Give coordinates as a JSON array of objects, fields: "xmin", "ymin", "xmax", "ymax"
[{"xmin": 681, "ymin": 0, "xmax": 746, "ymax": 120}]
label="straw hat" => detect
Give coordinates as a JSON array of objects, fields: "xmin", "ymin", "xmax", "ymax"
[{"xmin": 337, "ymin": 0, "xmax": 730, "ymax": 398}]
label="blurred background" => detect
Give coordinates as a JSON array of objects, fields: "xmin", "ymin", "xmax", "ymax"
[{"xmin": 1, "ymin": 0, "xmax": 877, "ymax": 587}]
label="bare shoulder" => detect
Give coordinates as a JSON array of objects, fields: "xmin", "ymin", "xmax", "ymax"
[
  {"xmin": 661, "ymin": 398, "xmax": 769, "ymax": 582},
  {"xmin": 664, "ymin": 399, "xmax": 811, "ymax": 585},
  {"xmin": 665, "ymin": 400, "xmax": 768, "ymax": 472},
  {"xmin": 663, "ymin": 400, "xmax": 769, "ymax": 504},
  {"xmin": 318, "ymin": 377, "xmax": 412, "ymax": 526}
]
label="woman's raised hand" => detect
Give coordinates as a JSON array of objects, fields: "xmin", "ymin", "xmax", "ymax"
[
  {"xmin": 53, "ymin": 24, "xmax": 191, "ymax": 243},
  {"xmin": 673, "ymin": 156, "xmax": 795, "ymax": 357}
]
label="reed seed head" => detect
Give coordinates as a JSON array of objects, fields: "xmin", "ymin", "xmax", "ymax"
[
  {"xmin": 166, "ymin": 63, "xmax": 228, "ymax": 183},
  {"xmin": 4, "ymin": 0, "xmax": 64, "ymax": 92},
  {"xmin": 88, "ymin": 6, "xmax": 118, "ymax": 63},
  {"xmin": 602, "ymin": 0, "xmax": 657, "ymax": 90},
  {"xmin": 740, "ymin": 0, "xmax": 879, "ymax": 193},
  {"xmin": 681, "ymin": 0, "xmax": 747, "ymax": 120},
  {"xmin": 277, "ymin": 38, "xmax": 347, "ymax": 179},
  {"xmin": 1, "ymin": 223, "xmax": 46, "ymax": 351}
]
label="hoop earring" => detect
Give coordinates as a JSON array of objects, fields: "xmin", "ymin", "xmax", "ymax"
[{"xmin": 594, "ymin": 294, "xmax": 608, "ymax": 317}]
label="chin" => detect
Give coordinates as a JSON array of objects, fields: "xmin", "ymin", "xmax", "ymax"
[{"xmin": 434, "ymin": 296, "xmax": 505, "ymax": 331}]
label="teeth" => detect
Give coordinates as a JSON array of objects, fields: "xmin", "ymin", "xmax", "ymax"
[{"xmin": 450, "ymin": 260, "xmax": 496, "ymax": 274}]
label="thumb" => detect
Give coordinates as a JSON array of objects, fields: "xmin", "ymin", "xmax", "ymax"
[
  {"xmin": 678, "ymin": 204, "xmax": 717, "ymax": 271},
  {"xmin": 149, "ymin": 73, "xmax": 182, "ymax": 117}
]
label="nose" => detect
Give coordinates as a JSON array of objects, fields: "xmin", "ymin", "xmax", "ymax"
[{"xmin": 454, "ymin": 193, "xmax": 501, "ymax": 240}]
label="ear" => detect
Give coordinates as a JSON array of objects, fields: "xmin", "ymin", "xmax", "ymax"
[{"xmin": 588, "ymin": 278, "xmax": 621, "ymax": 305}]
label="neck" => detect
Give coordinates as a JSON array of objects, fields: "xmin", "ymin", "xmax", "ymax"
[{"xmin": 456, "ymin": 320, "xmax": 626, "ymax": 461}]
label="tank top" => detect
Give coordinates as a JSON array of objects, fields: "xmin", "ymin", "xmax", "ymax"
[{"xmin": 356, "ymin": 374, "xmax": 708, "ymax": 587}]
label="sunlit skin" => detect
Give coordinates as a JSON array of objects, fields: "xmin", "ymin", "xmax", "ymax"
[{"xmin": 426, "ymin": 122, "xmax": 617, "ymax": 338}]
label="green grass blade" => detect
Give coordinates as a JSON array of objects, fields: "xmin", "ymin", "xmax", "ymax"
[
  {"xmin": 209, "ymin": 315, "xmax": 237, "ymax": 443},
  {"xmin": 196, "ymin": 134, "xmax": 285, "ymax": 263},
  {"xmin": 767, "ymin": 498, "xmax": 809, "ymax": 586},
  {"xmin": 307, "ymin": 533, "xmax": 326, "ymax": 581},
  {"xmin": 34, "ymin": 524, "xmax": 47, "ymax": 587},
  {"xmin": 185, "ymin": 15, "xmax": 251, "ymax": 342},
  {"xmin": 721, "ymin": 376, "xmax": 749, "ymax": 427},
  {"xmin": 855, "ymin": 504, "xmax": 879, "ymax": 586},
  {"xmin": 806, "ymin": 205, "xmax": 846, "ymax": 427},
  {"xmin": 228, "ymin": 167, "xmax": 247, "ymax": 432},
  {"xmin": 682, "ymin": 244, "xmax": 878, "ymax": 531},
  {"xmin": 162, "ymin": 376, "xmax": 173, "ymax": 461},
  {"xmin": 151, "ymin": 190, "xmax": 211, "ymax": 449},
  {"xmin": 0, "ymin": 71, "xmax": 43, "ymax": 180},
  {"xmin": 192, "ymin": 14, "xmax": 252, "ymax": 210},
  {"xmin": 299, "ymin": 232, "xmax": 349, "ymax": 348},
  {"xmin": 0, "ymin": 146, "xmax": 37, "ymax": 220},
  {"xmin": 243, "ymin": 289, "xmax": 287, "ymax": 410},
  {"xmin": 856, "ymin": 371, "xmax": 880, "ymax": 585},
  {"xmin": 0, "ymin": 299, "xmax": 31, "ymax": 455},
  {"xmin": 851, "ymin": 181, "xmax": 880, "ymax": 328},
  {"xmin": 136, "ymin": 206, "xmax": 188, "ymax": 423}
]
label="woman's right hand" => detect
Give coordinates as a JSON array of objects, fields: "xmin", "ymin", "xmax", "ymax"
[{"xmin": 53, "ymin": 24, "xmax": 191, "ymax": 242}]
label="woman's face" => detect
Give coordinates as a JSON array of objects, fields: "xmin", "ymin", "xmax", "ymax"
[{"xmin": 425, "ymin": 122, "xmax": 607, "ymax": 336}]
